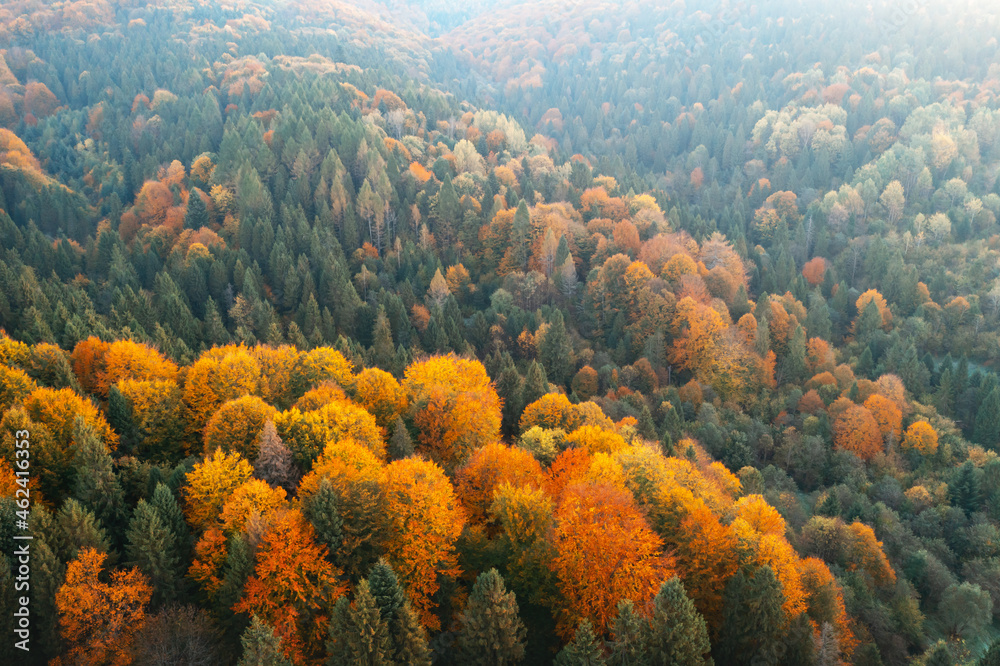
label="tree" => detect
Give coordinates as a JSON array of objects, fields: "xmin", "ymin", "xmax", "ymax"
[
  {"xmin": 367, "ymin": 559, "xmax": 431, "ymax": 666},
  {"xmin": 554, "ymin": 620, "xmax": 607, "ymax": 666},
  {"xmin": 833, "ymin": 405, "xmax": 883, "ymax": 461},
  {"xmin": 185, "ymin": 188, "xmax": 210, "ymax": 229},
  {"xmin": 402, "ymin": 355, "xmax": 502, "ymax": 471},
  {"xmin": 183, "ymin": 448, "xmax": 253, "ymax": 530},
  {"xmin": 326, "ymin": 580, "xmax": 391, "ymax": 666},
  {"xmin": 131, "ymin": 605, "xmax": 222, "ymax": 666},
  {"xmin": 902, "ymin": 420, "xmax": 939, "ymax": 455},
  {"xmin": 540, "ymin": 309, "xmax": 574, "ymax": 387},
  {"xmin": 716, "ymin": 565, "xmax": 787, "ymax": 666},
  {"xmin": 353, "ymin": 368, "xmax": 408, "ymax": 430},
  {"xmin": 204, "ymin": 395, "xmax": 277, "ymax": 458},
  {"xmin": 455, "ymin": 443, "xmax": 544, "ymax": 523},
  {"xmin": 234, "ymin": 510, "xmax": 348, "ymax": 664},
  {"xmin": 238, "ymin": 616, "xmax": 293, "ymax": 666},
  {"xmin": 388, "ymin": 417, "xmax": 414, "ymax": 460},
  {"xmin": 254, "ymin": 419, "xmax": 297, "ymax": 490},
  {"xmin": 126, "ymin": 500, "xmax": 181, "ymax": 605},
  {"xmin": 551, "ymin": 481, "xmax": 670, "ymax": 638},
  {"xmin": 607, "ymin": 600, "xmax": 644, "ymax": 666},
  {"xmin": 456, "ymin": 569, "xmax": 527, "ymax": 666},
  {"xmin": 72, "ymin": 416, "xmax": 126, "ymax": 536},
  {"xmin": 863, "ymin": 394, "xmax": 902, "ymax": 443},
  {"xmin": 939, "ymin": 582, "xmax": 992, "ymax": 641},
  {"xmin": 56, "ymin": 548, "xmax": 153, "ymax": 666},
  {"xmin": 642, "ymin": 577, "xmax": 712, "ymax": 666},
  {"xmin": 382, "ymin": 457, "xmax": 465, "ymax": 629},
  {"xmin": 973, "ymin": 388, "xmax": 1000, "ymax": 448}
]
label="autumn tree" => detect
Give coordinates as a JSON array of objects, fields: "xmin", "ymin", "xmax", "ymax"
[
  {"xmin": 353, "ymin": 368, "xmax": 408, "ymax": 430},
  {"xmin": 204, "ymin": 395, "xmax": 277, "ymax": 458},
  {"xmin": 382, "ymin": 457, "xmax": 465, "ymax": 629},
  {"xmin": 551, "ymin": 481, "xmax": 670, "ymax": 638},
  {"xmin": 833, "ymin": 405, "xmax": 883, "ymax": 461},
  {"xmin": 183, "ymin": 448, "xmax": 253, "ymax": 530},
  {"xmin": 234, "ymin": 510, "xmax": 348, "ymax": 664},
  {"xmin": 454, "ymin": 442, "xmax": 544, "ymax": 524},
  {"xmin": 902, "ymin": 420, "xmax": 939, "ymax": 455},
  {"xmin": 402, "ymin": 355, "xmax": 502, "ymax": 471},
  {"xmin": 56, "ymin": 548, "xmax": 153, "ymax": 665},
  {"xmin": 863, "ymin": 394, "xmax": 902, "ymax": 443}
]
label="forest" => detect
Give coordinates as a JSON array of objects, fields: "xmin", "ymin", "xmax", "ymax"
[{"xmin": 1, "ymin": 0, "xmax": 1000, "ymax": 664}]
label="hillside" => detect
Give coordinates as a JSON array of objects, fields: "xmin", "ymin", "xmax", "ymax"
[{"xmin": 0, "ymin": 1, "xmax": 999, "ymax": 664}]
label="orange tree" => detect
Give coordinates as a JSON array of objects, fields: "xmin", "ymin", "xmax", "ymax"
[{"xmin": 402, "ymin": 355, "xmax": 501, "ymax": 471}]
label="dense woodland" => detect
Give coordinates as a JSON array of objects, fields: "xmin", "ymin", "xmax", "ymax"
[{"xmin": 1, "ymin": 0, "xmax": 1000, "ymax": 664}]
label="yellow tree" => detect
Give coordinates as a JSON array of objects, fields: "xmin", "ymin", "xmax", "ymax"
[
  {"xmin": 902, "ymin": 420, "xmax": 938, "ymax": 455},
  {"xmin": 183, "ymin": 448, "xmax": 253, "ymax": 530},
  {"xmin": 383, "ymin": 457, "xmax": 465, "ymax": 629},
  {"xmin": 274, "ymin": 400, "xmax": 384, "ymax": 469},
  {"xmin": 454, "ymin": 443, "xmax": 544, "ymax": 524},
  {"xmin": 403, "ymin": 355, "xmax": 501, "ymax": 471},
  {"xmin": 353, "ymin": 367, "xmax": 408, "ymax": 430},
  {"xmin": 669, "ymin": 296, "xmax": 726, "ymax": 381},
  {"xmin": 203, "ymin": 395, "xmax": 277, "ymax": 458},
  {"xmin": 183, "ymin": 345, "xmax": 261, "ymax": 432}
]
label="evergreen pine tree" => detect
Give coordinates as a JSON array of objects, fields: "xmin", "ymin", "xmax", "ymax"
[
  {"xmin": 456, "ymin": 569, "xmax": 527, "ymax": 666},
  {"xmin": 555, "ymin": 620, "xmax": 607, "ymax": 666},
  {"xmin": 637, "ymin": 405, "xmax": 657, "ymax": 441},
  {"xmin": 523, "ymin": 361, "xmax": 549, "ymax": 410},
  {"xmin": 367, "ymin": 559, "xmax": 431, "ymax": 666},
  {"xmin": 254, "ymin": 420, "xmax": 297, "ymax": 491},
  {"xmin": 784, "ymin": 324, "xmax": 807, "ymax": 383},
  {"xmin": 125, "ymin": 499, "xmax": 180, "ymax": 605},
  {"xmin": 388, "ymin": 417, "xmax": 414, "ymax": 460},
  {"xmin": 643, "ymin": 577, "xmax": 711, "ymax": 666},
  {"xmin": 238, "ymin": 616, "xmax": 293, "ymax": 666},
  {"xmin": 509, "ymin": 200, "xmax": 532, "ymax": 272},
  {"xmin": 185, "ymin": 189, "xmax": 210, "ymax": 229},
  {"xmin": 55, "ymin": 498, "xmax": 111, "ymax": 562},
  {"xmin": 107, "ymin": 386, "xmax": 138, "ymax": 454},
  {"xmin": 204, "ymin": 297, "xmax": 231, "ymax": 345},
  {"xmin": 607, "ymin": 600, "xmax": 645, "ymax": 666},
  {"xmin": 372, "ymin": 306, "xmax": 396, "ymax": 372},
  {"xmin": 857, "ymin": 346, "xmax": 875, "ymax": 379},
  {"xmin": 216, "ymin": 535, "xmax": 255, "ymax": 647},
  {"xmin": 71, "ymin": 416, "xmax": 126, "ymax": 540},
  {"xmin": 31, "ymin": 536, "xmax": 64, "ymax": 659},
  {"xmin": 150, "ymin": 482, "xmax": 192, "ymax": 562},
  {"xmin": 496, "ymin": 354, "xmax": 524, "ymax": 437},
  {"xmin": 973, "ymin": 388, "xmax": 1000, "ymax": 448},
  {"xmin": 302, "ymin": 477, "xmax": 344, "ymax": 558},
  {"xmin": 540, "ymin": 310, "xmax": 573, "ymax": 387},
  {"xmin": 716, "ymin": 566, "xmax": 787, "ymax": 666},
  {"xmin": 326, "ymin": 580, "xmax": 391, "ymax": 666}
]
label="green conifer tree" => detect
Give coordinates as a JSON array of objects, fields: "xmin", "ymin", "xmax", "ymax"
[
  {"xmin": 326, "ymin": 580, "xmax": 391, "ymax": 666},
  {"xmin": 643, "ymin": 577, "xmax": 711, "ymax": 666},
  {"xmin": 125, "ymin": 499, "xmax": 180, "ymax": 605},
  {"xmin": 456, "ymin": 569, "xmax": 527, "ymax": 665},
  {"xmin": 366, "ymin": 559, "xmax": 431, "ymax": 666},
  {"xmin": 555, "ymin": 620, "xmax": 607, "ymax": 666},
  {"xmin": 238, "ymin": 616, "xmax": 293, "ymax": 666}
]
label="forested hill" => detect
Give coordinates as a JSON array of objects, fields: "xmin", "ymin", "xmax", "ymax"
[{"xmin": 1, "ymin": 1, "xmax": 1000, "ymax": 665}]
